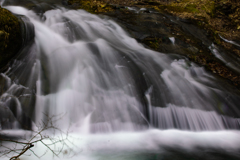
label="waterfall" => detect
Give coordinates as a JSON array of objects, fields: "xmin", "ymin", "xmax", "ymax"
[{"xmin": 0, "ymin": 2, "xmax": 240, "ymax": 160}]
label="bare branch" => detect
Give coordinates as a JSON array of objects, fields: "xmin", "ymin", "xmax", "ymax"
[
  {"xmin": 9, "ymin": 143, "xmax": 34, "ymax": 160},
  {"xmin": 0, "ymin": 113, "xmax": 72, "ymax": 160}
]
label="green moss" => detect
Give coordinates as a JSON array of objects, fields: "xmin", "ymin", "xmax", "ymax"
[
  {"xmin": 201, "ymin": 1, "xmax": 215, "ymax": 16},
  {"xmin": 155, "ymin": 5, "xmax": 187, "ymax": 13},
  {"xmin": 185, "ymin": 4, "xmax": 200, "ymax": 13},
  {"xmin": 148, "ymin": 41, "xmax": 159, "ymax": 50},
  {"xmin": 154, "ymin": 0, "xmax": 216, "ymax": 17},
  {"xmin": 143, "ymin": 37, "xmax": 161, "ymax": 50},
  {"xmin": 154, "ymin": 3, "xmax": 201, "ymax": 14}
]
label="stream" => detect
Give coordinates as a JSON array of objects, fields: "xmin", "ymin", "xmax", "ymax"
[{"xmin": 0, "ymin": 0, "xmax": 240, "ymax": 160}]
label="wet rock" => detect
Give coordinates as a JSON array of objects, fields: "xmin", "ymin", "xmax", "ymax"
[
  {"xmin": 0, "ymin": 94, "xmax": 32, "ymax": 130},
  {"xmin": 103, "ymin": 7, "xmax": 240, "ymax": 88},
  {"xmin": 188, "ymin": 46, "xmax": 199, "ymax": 54},
  {"xmin": 0, "ymin": 74, "xmax": 11, "ymax": 95},
  {"xmin": 18, "ymin": 95, "xmax": 35, "ymax": 129},
  {"xmin": 0, "ymin": 103, "xmax": 17, "ymax": 129}
]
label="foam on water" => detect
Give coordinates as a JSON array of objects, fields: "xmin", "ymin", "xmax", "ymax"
[{"xmin": 1, "ymin": 130, "xmax": 240, "ymax": 160}]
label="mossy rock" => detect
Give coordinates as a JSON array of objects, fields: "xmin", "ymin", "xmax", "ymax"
[
  {"xmin": 67, "ymin": 0, "xmax": 115, "ymax": 13},
  {"xmin": 0, "ymin": 6, "xmax": 22, "ymax": 70}
]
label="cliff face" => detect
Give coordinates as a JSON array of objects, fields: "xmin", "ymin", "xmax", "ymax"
[{"xmin": 0, "ymin": 6, "xmax": 22, "ymax": 70}]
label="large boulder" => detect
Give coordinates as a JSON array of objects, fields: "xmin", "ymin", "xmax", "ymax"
[{"xmin": 0, "ymin": 6, "xmax": 22, "ymax": 71}]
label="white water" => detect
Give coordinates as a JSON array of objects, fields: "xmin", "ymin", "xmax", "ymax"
[
  {"xmin": 1, "ymin": 4, "xmax": 240, "ymax": 160},
  {"xmin": 1, "ymin": 129, "xmax": 240, "ymax": 160}
]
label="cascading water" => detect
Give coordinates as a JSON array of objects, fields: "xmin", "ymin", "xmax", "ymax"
[{"xmin": 0, "ymin": 1, "xmax": 240, "ymax": 160}]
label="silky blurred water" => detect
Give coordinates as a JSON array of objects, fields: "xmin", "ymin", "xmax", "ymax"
[{"xmin": 0, "ymin": 2, "xmax": 240, "ymax": 160}]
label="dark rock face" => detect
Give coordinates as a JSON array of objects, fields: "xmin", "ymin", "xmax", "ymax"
[
  {"xmin": 0, "ymin": 6, "xmax": 22, "ymax": 71},
  {"xmin": 104, "ymin": 8, "xmax": 240, "ymax": 88}
]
